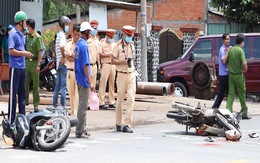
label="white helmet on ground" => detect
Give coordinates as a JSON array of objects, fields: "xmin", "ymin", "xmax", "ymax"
[
  {"xmin": 225, "ymin": 130, "xmax": 241, "ymax": 141},
  {"xmin": 80, "ymin": 22, "xmax": 93, "ymax": 32}
]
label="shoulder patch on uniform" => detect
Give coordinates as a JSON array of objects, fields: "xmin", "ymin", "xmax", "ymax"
[{"xmin": 35, "ymin": 33, "xmax": 41, "ymax": 38}]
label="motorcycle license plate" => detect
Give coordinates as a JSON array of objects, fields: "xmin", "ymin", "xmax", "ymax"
[{"xmin": 50, "ymin": 69, "xmax": 57, "ymax": 75}]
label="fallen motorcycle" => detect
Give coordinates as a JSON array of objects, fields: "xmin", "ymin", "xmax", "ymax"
[
  {"xmin": 2, "ymin": 106, "xmax": 78, "ymax": 151},
  {"xmin": 167, "ymin": 101, "xmax": 242, "ymax": 140}
]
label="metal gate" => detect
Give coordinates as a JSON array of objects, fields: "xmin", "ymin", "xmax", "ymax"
[{"xmin": 159, "ymin": 28, "xmax": 183, "ymax": 63}]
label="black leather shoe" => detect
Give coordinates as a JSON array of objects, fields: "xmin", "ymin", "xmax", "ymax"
[
  {"xmin": 99, "ymin": 105, "xmax": 108, "ymax": 110},
  {"xmin": 122, "ymin": 125, "xmax": 133, "ymax": 133},
  {"xmin": 242, "ymin": 116, "xmax": 252, "ymax": 120},
  {"xmin": 116, "ymin": 124, "xmax": 122, "ymax": 132},
  {"xmin": 34, "ymin": 107, "xmax": 39, "ymax": 112},
  {"xmin": 109, "ymin": 104, "xmax": 116, "ymax": 108}
]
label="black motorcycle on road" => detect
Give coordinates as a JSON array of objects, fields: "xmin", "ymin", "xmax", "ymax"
[{"xmin": 2, "ymin": 106, "xmax": 78, "ymax": 151}]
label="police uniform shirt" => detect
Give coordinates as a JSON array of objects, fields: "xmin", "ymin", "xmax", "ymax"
[
  {"xmin": 26, "ymin": 31, "xmax": 43, "ymax": 60},
  {"xmin": 112, "ymin": 40, "xmax": 135, "ymax": 72},
  {"xmin": 87, "ymin": 37, "xmax": 98, "ymax": 64},
  {"xmin": 65, "ymin": 39, "xmax": 76, "ymax": 70},
  {"xmin": 100, "ymin": 38, "xmax": 116, "ymax": 64}
]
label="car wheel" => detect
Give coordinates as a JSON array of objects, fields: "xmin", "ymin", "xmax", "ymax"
[{"xmin": 173, "ymin": 82, "xmax": 188, "ymax": 97}]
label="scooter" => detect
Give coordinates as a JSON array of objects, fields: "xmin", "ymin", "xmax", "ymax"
[
  {"xmin": 167, "ymin": 101, "xmax": 242, "ymax": 140},
  {"xmin": 2, "ymin": 106, "xmax": 78, "ymax": 151},
  {"xmin": 40, "ymin": 56, "xmax": 56, "ymax": 91}
]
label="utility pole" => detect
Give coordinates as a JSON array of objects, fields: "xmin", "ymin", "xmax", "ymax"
[
  {"xmin": 141, "ymin": 0, "xmax": 147, "ymax": 82},
  {"xmin": 76, "ymin": 5, "xmax": 81, "ymax": 24}
]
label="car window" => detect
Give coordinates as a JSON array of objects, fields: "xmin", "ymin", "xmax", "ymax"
[
  {"xmin": 253, "ymin": 37, "xmax": 260, "ymax": 58},
  {"xmin": 243, "ymin": 38, "xmax": 250, "ymax": 58},
  {"xmin": 217, "ymin": 37, "xmax": 250, "ymax": 58},
  {"xmin": 192, "ymin": 40, "xmax": 212, "ymax": 60}
]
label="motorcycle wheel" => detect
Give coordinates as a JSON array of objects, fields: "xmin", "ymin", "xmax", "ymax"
[
  {"xmin": 215, "ymin": 113, "xmax": 237, "ymax": 131},
  {"xmin": 166, "ymin": 111, "xmax": 191, "ymax": 120},
  {"xmin": 36, "ymin": 116, "xmax": 70, "ymax": 151}
]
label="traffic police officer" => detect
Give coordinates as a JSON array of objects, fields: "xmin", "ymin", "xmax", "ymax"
[
  {"xmin": 99, "ymin": 29, "xmax": 117, "ymax": 109},
  {"xmin": 112, "ymin": 25, "xmax": 136, "ymax": 133},
  {"xmin": 66, "ymin": 24, "xmax": 80, "ymax": 116},
  {"xmin": 87, "ymin": 26, "xmax": 100, "ymax": 90}
]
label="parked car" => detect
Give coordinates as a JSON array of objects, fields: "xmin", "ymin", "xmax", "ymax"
[{"xmin": 157, "ymin": 33, "xmax": 260, "ymax": 98}]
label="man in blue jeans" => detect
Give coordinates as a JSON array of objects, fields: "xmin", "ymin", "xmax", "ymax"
[
  {"xmin": 53, "ymin": 16, "xmax": 70, "ymax": 108},
  {"xmin": 8, "ymin": 11, "xmax": 34, "ymax": 124},
  {"xmin": 212, "ymin": 33, "xmax": 231, "ymax": 109}
]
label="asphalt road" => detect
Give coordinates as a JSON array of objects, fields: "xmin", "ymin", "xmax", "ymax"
[{"xmin": 1, "ymin": 116, "xmax": 259, "ymax": 163}]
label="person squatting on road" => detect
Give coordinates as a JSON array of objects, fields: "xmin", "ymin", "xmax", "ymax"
[
  {"xmin": 226, "ymin": 33, "xmax": 251, "ymax": 120},
  {"xmin": 25, "ymin": 18, "xmax": 43, "ymax": 112},
  {"xmin": 65, "ymin": 24, "xmax": 80, "ymax": 116},
  {"xmin": 98, "ymin": 29, "xmax": 117, "ymax": 110},
  {"xmin": 74, "ymin": 22, "xmax": 95, "ymax": 138},
  {"xmin": 52, "ymin": 16, "xmax": 70, "ymax": 108},
  {"xmin": 112, "ymin": 25, "xmax": 136, "ymax": 133},
  {"xmin": 211, "ymin": 33, "xmax": 230, "ymax": 109},
  {"xmin": 8, "ymin": 11, "xmax": 34, "ymax": 124}
]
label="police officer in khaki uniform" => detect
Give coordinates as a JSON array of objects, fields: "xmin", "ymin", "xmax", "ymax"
[
  {"xmin": 99, "ymin": 29, "xmax": 117, "ymax": 109},
  {"xmin": 65, "ymin": 24, "xmax": 80, "ymax": 116},
  {"xmin": 112, "ymin": 25, "xmax": 136, "ymax": 133},
  {"xmin": 87, "ymin": 20, "xmax": 100, "ymax": 87}
]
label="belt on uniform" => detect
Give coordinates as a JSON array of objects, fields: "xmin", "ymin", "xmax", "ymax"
[
  {"xmin": 90, "ymin": 63, "xmax": 96, "ymax": 66},
  {"xmin": 68, "ymin": 68, "xmax": 74, "ymax": 71},
  {"xmin": 103, "ymin": 63, "xmax": 111, "ymax": 64},
  {"xmin": 118, "ymin": 71, "xmax": 133, "ymax": 74}
]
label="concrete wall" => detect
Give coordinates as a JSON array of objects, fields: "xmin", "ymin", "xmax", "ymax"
[{"xmin": 21, "ymin": 1, "xmax": 43, "ymax": 33}]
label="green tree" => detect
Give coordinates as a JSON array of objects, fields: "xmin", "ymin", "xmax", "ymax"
[
  {"xmin": 211, "ymin": 0, "xmax": 260, "ymax": 32},
  {"xmin": 43, "ymin": 0, "xmax": 77, "ymax": 21}
]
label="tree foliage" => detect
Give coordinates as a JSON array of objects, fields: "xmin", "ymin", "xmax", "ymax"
[
  {"xmin": 211, "ymin": 0, "xmax": 260, "ymax": 32},
  {"xmin": 43, "ymin": 0, "xmax": 77, "ymax": 21}
]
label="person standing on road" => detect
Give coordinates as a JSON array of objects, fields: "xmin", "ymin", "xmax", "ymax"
[
  {"xmin": 87, "ymin": 27, "xmax": 100, "ymax": 91},
  {"xmin": 112, "ymin": 25, "xmax": 136, "ymax": 133},
  {"xmin": 226, "ymin": 33, "xmax": 251, "ymax": 120},
  {"xmin": 1, "ymin": 25, "xmax": 13, "ymax": 93},
  {"xmin": 74, "ymin": 22, "xmax": 94, "ymax": 138},
  {"xmin": 65, "ymin": 24, "xmax": 80, "ymax": 116},
  {"xmin": 1, "ymin": 25, "xmax": 13, "ymax": 63},
  {"xmin": 99, "ymin": 29, "xmax": 117, "ymax": 109},
  {"xmin": 52, "ymin": 16, "xmax": 70, "ymax": 108},
  {"xmin": 211, "ymin": 33, "xmax": 231, "ymax": 109},
  {"xmin": 25, "ymin": 19, "xmax": 43, "ymax": 112},
  {"xmin": 8, "ymin": 11, "xmax": 34, "ymax": 124},
  {"xmin": 48, "ymin": 33, "xmax": 57, "ymax": 64}
]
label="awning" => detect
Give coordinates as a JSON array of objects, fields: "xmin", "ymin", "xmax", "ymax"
[{"xmin": 63, "ymin": 0, "xmax": 145, "ymax": 11}]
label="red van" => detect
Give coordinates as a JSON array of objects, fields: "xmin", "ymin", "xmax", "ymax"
[{"xmin": 157, "ymin": 33, "xmax": 260, "ymax": 97}]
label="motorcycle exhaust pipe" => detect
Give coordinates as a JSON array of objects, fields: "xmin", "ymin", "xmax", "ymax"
[
  {"xmin": 36, "ymin": 125, "xmax": 53, "ymax": 130},
  {"xmin": 172, "ymin": 103, "xmax": 196, "ymax": 112}
]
